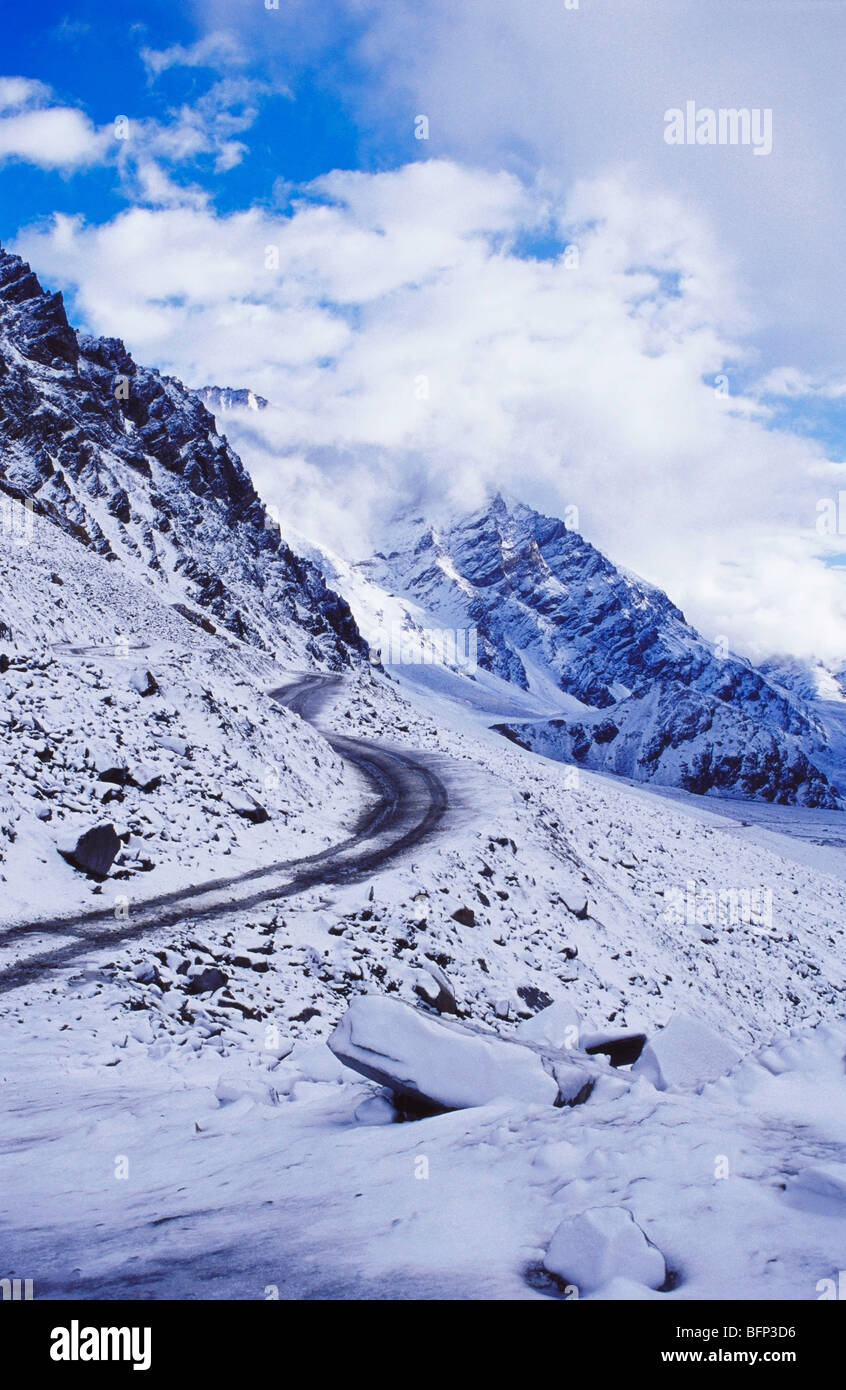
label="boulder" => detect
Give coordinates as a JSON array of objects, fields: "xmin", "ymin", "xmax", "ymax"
[
  {"xmin": 545, "ymin": 1206, "xmax": 666, "ymax": 1294},
  {"xmin": 582, "ymin": 1030, "xmax": 647, "ymax": 1068},
  {"xmin": 226, "ymin": 788, "xmax": 270, "ymax": 824},
  {"xmin": 328, "ymin": 995, "xmax": 560, "ymax": 1112},
  {"xmin": 133, "ymin": 764, "xmax": 163, "ymax": 793},
  {"xmin": 413, "ymin": 964, "xmax": 459, "ymax": 1015},
  {"xmin": 130, "ymin": 668, "xmax": 159, "ymax": 697},
  {"xmin": 97, "ymin": 765, "xmax": 131, "ymax": 787},
  {"xmin": 516, "ymin": 998, "xmax": 581, "ymax": 1051},
  {"xmin": 58, "ymin": 823, "xmax": 121, "ymax": 880},
  {"xmin": 632, "ymin": 1012, "xmax": 741, "ymax": 1091},
  {"xmin": 186, "ymin": 966, "xmax": 228, "ymax": 995},
  {"xmin": 354, "ymin": 1094, "xmax": 398, "ymax": 1126}
]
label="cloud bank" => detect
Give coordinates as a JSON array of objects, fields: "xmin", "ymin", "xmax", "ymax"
[{"xmin": 16, "ymin": 158, "xmax": 846, "ymax": 661}]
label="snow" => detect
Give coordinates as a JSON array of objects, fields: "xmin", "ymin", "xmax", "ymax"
[
  {"xmin": 791, "ymin": 1164, "xmax": 846, "ymax": 1203},
  {"xmin": 544, "ymin": 1205, "xmax": 667, "ymax": 1294},
  {"xmin": 515, "ymin": 998, "xmax": 581, "ymax": 1050},
  {"xmin": 3, "ymin": 248, "xmax": 846, "ymax": 1301},
  {"xmin": 632, "ymin": 1013, "xmax": 742, "ymax": 1092},
  {"xmin": 328, "ymin": 995, "xmax": 560, "ymax": 1109}
]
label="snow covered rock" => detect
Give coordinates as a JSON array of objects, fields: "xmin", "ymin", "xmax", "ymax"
[
  {"xmin": 133, "ymin": 764, "xmax": 163, "ymax": 794},
  {"xmin": 632, "ymin": 1012, "xmax": 741, "ymax": 1091},
  {"xmin": 225, "ymin": 789, "xmax": 270, "ymax": 824},
  {"xmin": 58, "ymin": 823, "xmax": 121, "ymax": 880},
  {"xmin": 354, "ymin": 1094, "xmax": 398, "ymax": 1126},
  {"xmin": 516, "ymin": 998, "xmax": 581, "ymax": 1050},
  {"xmin": 412, "ymin": 964, "xmax": 459, "ymax": 1015},
  {"xmin": 186, "ymin": 966, "xmax": 228, "ymax": 995},
  {"xmin": 328, "ymin": 995, "xmax": 559, "ymax": 1112},
  {"xmin": 544, "ymin": 1206, "xmax": 666, "ymax": 1294},
  {"xmin": 792, "ymin": 1163, "xmax": 846, "ymax": 1203},
  {"xmin": 129, "ymin": 668, "xmax": 159, "ymax": 698}
]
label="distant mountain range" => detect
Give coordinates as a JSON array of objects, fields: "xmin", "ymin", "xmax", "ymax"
[
  {"xmin": 350, "ymin": 496, "xmax": 842, "ymax": 807},
  {"xmin": 3, "ymin": 245, "xmax": 840, "ymax": 810}
]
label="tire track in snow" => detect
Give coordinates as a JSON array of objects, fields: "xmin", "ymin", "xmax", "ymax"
[{"xmin": 0, "ymin": 674, "xmax": 448, "ymax": 993}]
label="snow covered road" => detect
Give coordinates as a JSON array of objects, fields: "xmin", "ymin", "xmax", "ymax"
[{"xmin": 0, "ymin": 674, "xmax": 449, "ymax": 994}]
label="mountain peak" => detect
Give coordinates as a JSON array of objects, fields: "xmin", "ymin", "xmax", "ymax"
[
  {"xmin": 0, "ymin": 244, "xmax": 78, "ymax": 367},
  {"xmin": 0, "ymin": 250, "xmax": 367, "ymax": 668},
  {"xmin": 361, "ymin": 497, "xmax": 839, "ymax": 806}
]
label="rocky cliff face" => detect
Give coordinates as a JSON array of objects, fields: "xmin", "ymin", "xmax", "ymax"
[
  {"xmin": 0, "ymin": 247, "xmax": 366, "ymax": 669},
  {"xmin": 199, "ymin": 386, "xmax": 268, "ymax": 414},
  {"xmin": 363, "ymin": 496, "xmax": 840, "ymax": 806}
]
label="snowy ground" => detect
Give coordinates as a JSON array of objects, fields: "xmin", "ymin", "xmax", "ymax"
[
  {"xmin": 2, "ymin": 637, "xmax": 846, "ymax": 1299},
  {"xmin": 0, "ymin": 518, "xmax": 368, "ymax": 932}
]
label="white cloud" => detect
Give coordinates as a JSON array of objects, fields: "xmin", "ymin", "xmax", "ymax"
[
  {"xmin": 756, "ymin": 366, "xmax": 846, "ymax": 400},
  {"xmin": 199, "ymin": 0, "xmax": 846, "ymax": 378},
  {"xmin": 0, "ymin": 77, "xmax": 106, "ymax": 170},
  {"xmin": 0, "ymin": 66, "xmax": 264, "ymax": 195},
  {"xmin": 141, "ymin": 31, "xmax": 246, "ymax": 77},
  {"xmin": 0, "ymin": 107, "xmax": 105, "ymax": 171},
  {"xmin": 15, "ymin": 159, "xmax": 846, "ymax": 661},
  {"xmin": 0, "ymin": 77, "xmax": 51, "ymax": 113}
]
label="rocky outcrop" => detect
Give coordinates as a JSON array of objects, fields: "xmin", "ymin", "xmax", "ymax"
[
  {"xmin": 0, "ymin": 246, "xmax": 368, "ymax": 671},
  {"xmin": 59, "ymin": 823, "xmax": 121, "ymax": 880}
]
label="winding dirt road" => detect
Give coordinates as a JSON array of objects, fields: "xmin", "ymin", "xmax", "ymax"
[{"xmin": 0, "ymin": 673, "xmax": 448, "ymax": 994}]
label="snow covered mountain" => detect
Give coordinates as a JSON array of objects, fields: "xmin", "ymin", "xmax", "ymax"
[
  {"xmin": 4, "ymin": 259, "xmax": 846, "ymax": 1306},
  {"xmin": 0, "ymin": 246, "xmax": 377, "ymax": 926},
  {"xmin": 358, "ymin": 495, "xmax": 841, "ymax": 807},
  {"xmin": 0, "ymin": 247, "xmax": 365, "ymax": 669},
  {"xmin": 759, "ymin": 656, "xmax": 846, "ymax": 706},
  {"xmin": 199, "ymin": 385, "xmax": 268, "ymax": 414}
]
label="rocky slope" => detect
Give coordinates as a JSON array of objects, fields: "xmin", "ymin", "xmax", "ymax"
[
  {"xmin": 359, "ymin": 496, "xmax": 841, "ymax": 807},
  {"xmin": 0, "ymin": 246, "xmax": 365, "ymax": 669}
]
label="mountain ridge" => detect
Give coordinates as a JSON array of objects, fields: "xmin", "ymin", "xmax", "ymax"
[
  {"xmin": 0, "ymin": 245, "xmax": 367, "ymax": 670},
  {"xmin": 356, "ymin": 494, "xmax": 841, "ymax": 807}
]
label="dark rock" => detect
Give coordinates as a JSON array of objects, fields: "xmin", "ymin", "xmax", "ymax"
[
  {"xmin": 131, "ymin": 669, "xmax": 159, "ymax": 697},
  {"xmin": 414, "ymin": 964, "xmax": 459, "ymax": 1016},
  {"xmin": 98, "ymin": 766, "xmax": 131, "ymax": 787},
  {"xmin": 518, "ymin": 985, "xmax": 554, "ymax": 1012},
  {"xmin": 172, "ymin": 603, "xmax": 217, "ymax": 635},
  {"xmin": 566, "ymin": 900, "xmax": 590, "ymax": 920},
  {"xmin": 59, "ymin": 823, "xmax": 121, "ymax": 880},
  {"xmin": 583, "ymin": 1032, "xmax": 647, "ymax": 1068},
  {"xmin": 451, "ymin": 906, "xmax": 475, "ymax": 927},
  {"xmin": 134, "ymin": 963, "xmax": 164, "ymax": 988},
  {"xmin": 186, "ymin": 966, "xmax": 228, "ymax": 995},
  {"xmin": 290, "ymin": 1006, "xmax": 321, "ymax": 1023},
  {"xmin": 227, "ymin": 790, "xmax": 270, "ymax": 824}
]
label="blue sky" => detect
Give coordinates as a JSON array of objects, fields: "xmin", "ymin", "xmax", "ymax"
[
  {"xmin": 0, "ymin": 1, "xmax": 373, "ymax": 227},
  {"xmin": 2, "ymin": 0, "xmax": 846, "ymax": 660}
]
